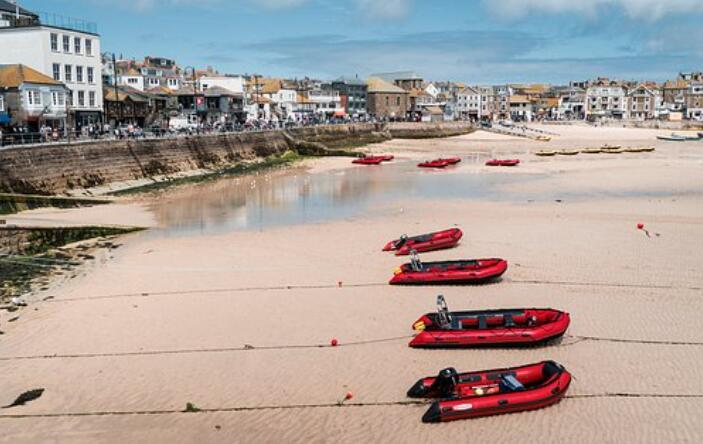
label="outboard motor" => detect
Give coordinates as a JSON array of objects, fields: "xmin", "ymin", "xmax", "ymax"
[
  {"xmin": 428, "ymin": 367, "xmax": 460, "ymax": 398},
  {"xmin": 394, "ymin": 234, "xmax": 408, "ymax": 249},
  {"xmin": 436, "ymin": 295, "xmax": 452, "ymax": 329},
  {"xmin": 409, "ymin": 250, "xmax": 423, "ymax": 272}
]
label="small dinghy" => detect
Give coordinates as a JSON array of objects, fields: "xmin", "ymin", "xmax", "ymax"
[
  {"xmin": 556, "ymin": 149, "xmax": 579, "ymax": 156},
  {"xmin": 409, "ymin": 296, "xmax": 570, "ymax": 348},
  {"xmin": 418, "ymin": 159, "xmax": 451, "ymax": 168},
  {"xmin": 408, "ymin": 360, "xmax": 571, "ymax": 423},
  {"xmin": 390, "ymin": 253, "xmax": 507, "ymax": 285},
  {"xmin": 535, "ymin": 150, "xmax": 556, "ymax": 157},
  {"xmin": 377, "ymin": 154, "xmax": 395, "ymax": 161},
  {"xmin": 352, "ymin": 156, "xmax": 384, "ymax": 165},
  {"xmin": 485, "ymin": 159, "xmax": 520, "ymax": 166},
  {"xmin": 657, "ymin": 134, "xmax": 686, "ymax": 141},
  {"xmin": 383, "ymin": 228, "xmax": 462, "ymax": 256},
  {"xmin": 601, "ymin": 144, "xmax": 622, "ymax": 149},
  {"xmin": 437, "ymin": 157, "xmax": 462, "ymax": 165},
  {"xmin": 581, "ymin": 147, "xmax": 601, "ymax": 154}
]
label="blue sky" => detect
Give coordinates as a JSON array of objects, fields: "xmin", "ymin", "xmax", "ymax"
[{"xmin": 24, "ymin": 0, "xmax": 703, "ymax": 83}]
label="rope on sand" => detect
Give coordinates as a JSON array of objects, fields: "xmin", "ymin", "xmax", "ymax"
[
  {"xmin": 1, "ymin": 394, "xmax": 702, "ymax": 420},
  {"xmin": 566, "ymin": 335, "xmax": 703, "ymax": 347},
  {"xmin": 0, "ymin": 335, "xmax": 414, "ymax": 361},
  {"xmin": 508, "ymin": 278, "xmax": 701, "ymax": 291}
]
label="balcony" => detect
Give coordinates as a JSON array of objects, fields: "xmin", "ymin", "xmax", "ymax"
[{"xmin": 6, "ymin": 11, "xmax": 98, "ymax": 34}]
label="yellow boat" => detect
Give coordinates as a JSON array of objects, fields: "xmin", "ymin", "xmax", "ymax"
[
  {"xmin": 624, "ymin": 147, "xmax": 643, "ymax": 153},
  {"xmin": 557, "ymin": 149, "xmax": 579, "ymax": 155},
  {"xmin": 535, "ymin": 150, "xmax": 557, "ymax": 156},
  {"xmin": 603, "ymin": 148, "xmax": 624, "ymax": 153},
  {"xmin": 536, "ymin": 136, "xmax": 551, "ymax": 142},
  {"xmin": 581, "ymin": 148, "xmax": 602, "ymax": 154},
  {"xmin": 602, "ymin": 144, "xmax": 622, "ymax": 150},
  {"xmin": 639, "ymin": 146, "xmax": 655, "ymax": 152}
]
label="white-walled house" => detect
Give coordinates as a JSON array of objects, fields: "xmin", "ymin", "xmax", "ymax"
[
  {"xmin": 456, "ymin": 86, "xmax": 481, "ymax": 119},
  {"xmin": 424, "ymin": 82, "xmax": 440, "ymax": 99},
  {"xmin": 0, "ymin": 64, "xmax": 70, "ymax": 131},
  {"xmin": 308, "ymin": 88, "xmax": 343, "ymax": 118},
  {"xmin": 585, "ymin": 79, "xmax": 626, "ymax": 120},
  {"xmin": 0, "ymin": 22, "xmax": 103, "ymax": 128},
  {"xmin": 199, "ymin": 76, "xmax": 246, "ymax": 95}
]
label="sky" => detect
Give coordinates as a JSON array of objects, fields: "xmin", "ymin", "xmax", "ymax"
[{"xmin": 22, "ymin": 0, "xmax": 703, "ymax": 84}]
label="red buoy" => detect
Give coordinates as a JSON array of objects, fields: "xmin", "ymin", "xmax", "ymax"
[{"xmin": 330, "ymin": 338, "xmax": 338, "ymax": 347}]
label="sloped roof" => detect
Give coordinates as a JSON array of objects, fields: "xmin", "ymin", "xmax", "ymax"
[
  {"xmin": 0, "ymin": 64, "xmax": 62, "ymax": 87},
  {"xmin": 0, "ymin": 0, "xmax": 38, "ymax": 18},
  {"xmin": 366, "ymin": 77, "xmax": 407, "ymax": 94},
  {"xmin": 103, "ymin": 86, "xmax": 149, "ymax": 102},
  {"xmin": 146, "ymin": 86, "xmax": 174, "ymax": 96},
  {"xmin": 259, "ymin": 78, "xmax": 282, "ymax": 94},
  {"xmin": 458, "ymin": 86, "xmax": 479, "ymax": 95}
]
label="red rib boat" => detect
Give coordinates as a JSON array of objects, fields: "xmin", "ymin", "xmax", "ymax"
[
  {"xmin": 407, "ymin": 360, "xmax": 571, "ymax": 423},
  {"xmin": 438, "ymin": 157, "xmax": 461, "ymax": 165},
  {"xmin": 352, "ymin": 157, "xmax": 384, "ymax": 165},
  {"xmin": 383, "ymin": 228, "xmax": 462, "ymax": 255},
  {"xmin": 389, "ymin": 254, "xmax": 507, "ymax": 285},
  {"xmin": 378, "ymin": 154, "xmax": 394, "ymax": 161},
  {"xmin": 418, "ymin": 159, "xmax": 450, "ymax": 168},
  {"xmin": 486, "ymin": 159, "xmax": 520, "ymax": 167},
  {"xmin": 409, "ymin": 296, "xmax": 570, "ymax": 348}
]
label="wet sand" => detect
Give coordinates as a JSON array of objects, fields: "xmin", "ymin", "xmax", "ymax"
[{"xmin": 1, "ymin": 124, "xmax": 703, "ymax": 443}]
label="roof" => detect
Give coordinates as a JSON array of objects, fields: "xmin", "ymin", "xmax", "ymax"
[
  {"xmin": 366, "ymin": 77, "xmax": 407, "ymax": 94},
  {"xmin": 423, "ymin": 106, "xmax": 443, "ymax": 115},
  {"xmin": 103, "ymin": 86, "xmax": 149, "ymax": 103},
  {"xmin": 146, "ymin": 86, "xmax": 174, "ymax": 96},
  {"xmin": 663, "ymin": 79, "xmax": 689, "ymax": 90},
  {"xmin": 258, "ymin": 78, "xmax": 282, "ymax": 94},
  {"xmin": 458, "ymin": 86, "xmax": 479, "ymax": 95},
  {"xmin": 0, "ymin": 0, "xmax": 38, "ymax": 18},
  {"xmin": 510, "ymin": 95, "xmax": 530, "ymax": 104},
  {"xmin": 333, "ymin": 75, "xmax": 366, "ymax": 86},
  {"xmin": 0, "ymin": 64, "xmax": 63, "ymax": 88}
]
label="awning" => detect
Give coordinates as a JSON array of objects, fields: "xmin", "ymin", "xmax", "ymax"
[{"xmin": 334, "ymin": 110, "xmax": 346, "ymax": 117}]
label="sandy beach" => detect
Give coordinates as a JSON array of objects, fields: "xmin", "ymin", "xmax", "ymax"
[{"xmin": 1, "ymin": 123, "xmax": 703, "ymax": 443}]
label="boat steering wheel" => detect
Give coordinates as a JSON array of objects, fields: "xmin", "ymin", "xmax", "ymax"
[
  {"xmin": 436, "ymin": 295, "xmax": 452, "ymax": 329},
  {"xmin": 409, "ymin": 250, "xmax": 423, "ymax": 272}
]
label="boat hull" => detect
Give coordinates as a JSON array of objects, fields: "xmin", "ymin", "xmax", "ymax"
[
  {"xmin": 409, "ymin": 309, "xmax": 570, "ymax": 348},
  {"xmin": 383, "ymin": 228, "xmax": 463, "ymax": 255},
  {"xmin": 389, "ymin": 258, "xmax": 507, "ymax": 285}
]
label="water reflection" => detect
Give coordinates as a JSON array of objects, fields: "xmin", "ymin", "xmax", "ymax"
[{"xmin": 146, "ymin": 160, "xmax": 540, "ymax": 236}]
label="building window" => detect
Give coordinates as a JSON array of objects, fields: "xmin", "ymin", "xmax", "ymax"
[
  {"xmin": 89, "ymin": 91, "xmax": 95, "ymax": 107},
  {"xmin": 127, "ymin": 77, "xmax": 138, "ymax": 84},
  {"xmin": 64, "ymin": 64, "xmax": 72, "ymax": 82},
  {"xmin": 74, "ymin": 37, "xmax": 81, "ymax": 54},
  {"xmin": 77, "ymin": 91, "xmax": 85, "ymax": 107},
  {"xmin": 76, "ymin": 66, "xmax": 83, "ymax": 83},
  {"xmin": 63, "ymin": 35, "xmax": 70, "ymax": 52},
  {"xmin": 85, "ymin": 39, "xmax": 92, "ymax": 56},
  {"xmin": 52, "ymin": 63, "xmax": 61, "ymax": 81},
  {"xmin": 27, "ymin": 90, "xmax": 41, "ymax": 106},
  {"xmin": 87, "ymin": 67, "xmax": 94, "ymax": 84},
  {"xmin": 52, "ymin": 91, "xmax": 65, "ymax": 107},
  {"xmin": 50, "ymin": 33, "xmax": 58, "ymax": 51},
  {"xmin": 385, "ymin": 96, "xmax": 389, "ymax": 106}
]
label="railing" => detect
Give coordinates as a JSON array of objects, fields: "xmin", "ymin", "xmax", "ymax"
[{"xmin": 9, "ymin": 11, "xmax": 99, "ymax": 34}]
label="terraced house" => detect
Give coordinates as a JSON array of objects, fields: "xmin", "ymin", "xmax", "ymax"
[
  {"xmin": 0, "ymin": 64, "xmax": 70, "ymax": 131},
  {"xmin": 585, "ymin": 78, "xmax": 626, "ymax": 120},
  {"xmin": 0, "ymin": 2, "xmax": 103, "ymax": 129},
  {"xmin": 626, "ymin": 84, "xmax": 661, "ymax": 120}
]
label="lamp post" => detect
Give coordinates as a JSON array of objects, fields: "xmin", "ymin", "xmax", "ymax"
[{"xmin": 103, "ymin": 51, "xmax": 121, "ymax": 128}]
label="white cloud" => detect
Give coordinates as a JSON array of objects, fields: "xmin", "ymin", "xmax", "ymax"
[
  {"xmin": 256, "ymin": 0, "xmax": 310, "ymax": 10},
  {"xmin": 354, "ymin": 0, "xmax": 413, "ymax": 19},
  {"xmin": 485, "ymin": 0, "xmax": 703, "ymax": 21}
]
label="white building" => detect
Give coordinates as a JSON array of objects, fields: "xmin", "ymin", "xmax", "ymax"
[
  {"xmin": 685, "ymin": 82, "xmax": 703, "ymax": 121},
  {"xmin": 308, "ymin": 89, "xmax": 343, "ymax": 118},
  {"xmin": 199, "ymin": 76, "xmax": 246, "ymax": 95},
  {"xmin": 585, "ymin": 79, "xmax": 627, "ymax": 120},
  {"xmin": 455, "ymin": 86, "xmax": 481, "ymax": 119},
  {"xmin": 0, "ymin": 17, "xmax": 103, "ymax": 128}
]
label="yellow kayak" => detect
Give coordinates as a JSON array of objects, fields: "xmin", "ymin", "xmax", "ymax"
[
  {"xmin": 535, "ymin": 150, "xmax": 557, "ymax": 156},
  {"xmin": 639, "ymin": 146, "xmax": 655, "ymax": 152},
  {"xmin": 557, "ymin": 149, "xmax": 579, "ymax": 155},
  {"xmin": 603, "ymin": 148, "xmax": 624, "ymax": 153},
  {"xmin": 602, "ymin": 144, "xmax": 622, "ymax": 150},
  {"xmin": 581, "ymin": 148, "xmax": 602, "ymax": 154},
  {"xmin": 536, "ymin": 136, "xmax": 551, "ymax": 142}
]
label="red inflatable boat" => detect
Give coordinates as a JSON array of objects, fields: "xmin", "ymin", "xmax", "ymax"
[
  {"xmin": 389, "ymin": 254, "xmax": 507, "ymax": 285},
  {"xmin": 383, "ymin": 228, "xmax": 462, "ymax": 255},
  {"xmin": 407, "ymin": 360, "xmax": 571, "ymax": 422},
  {"xmin": 409, "ymin": 296, "xmax": 570, "ymax": 348},
  {"xmin": 486, "ymin": 159, "xmax": 520, "ymax": 167},
  {"xmin": 437, "ymin": 157, "xmax": 461, "ymax": 165},
  {"xmin": 352, "ymin": 156, "xmax": 384, "ymax": 165},
  {"xmin": 418, "ymin": 159, "xmax": 451, "ymax": 168}
]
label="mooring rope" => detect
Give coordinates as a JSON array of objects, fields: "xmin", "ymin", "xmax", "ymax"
[{"xmin": 0, "ymin": 394, "xmax": 701, "ymax": 420}]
